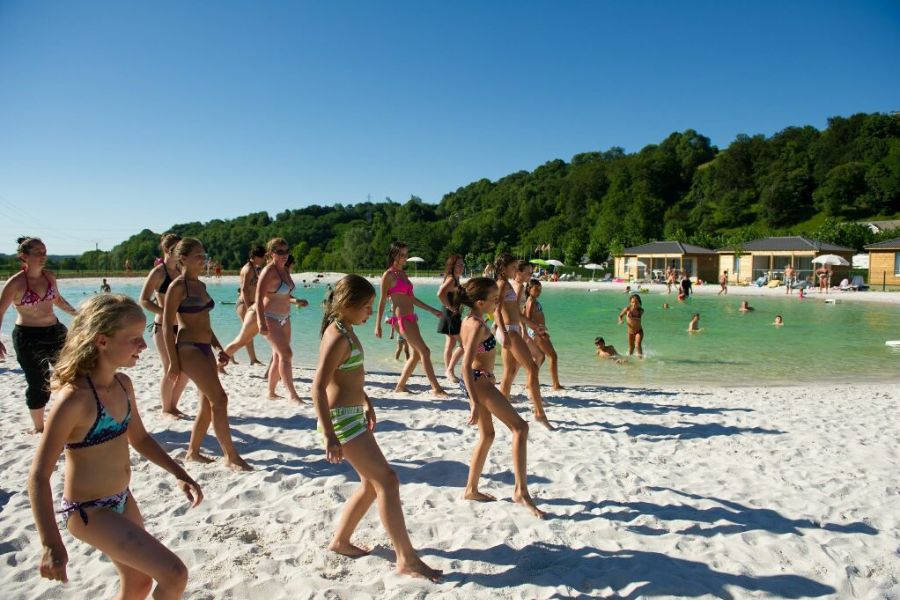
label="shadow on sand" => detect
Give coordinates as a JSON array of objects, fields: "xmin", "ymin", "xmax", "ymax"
[
  {"xmin": 552, "ymin": 419, "xmax": 783, "ymax": 440},
  {"xmin": 423, "ymin": 541, "xmax": 835, "ymax": 598}
]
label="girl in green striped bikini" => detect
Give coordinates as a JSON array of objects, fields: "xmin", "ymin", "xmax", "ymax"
[{"xmin": 312, "ymin": 275, "xmax": 443, "ymax": 583}]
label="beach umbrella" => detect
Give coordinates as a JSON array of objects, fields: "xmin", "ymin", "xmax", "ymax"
[
  {"xmin": 530, "ymin": 259, "xmax": 550, "ymax": 266},
  {"xmin": 812, "ymin": 254, "xmax": 850, "ymax": 266},
  {"xmin": 625, "ymin": 259, "xmax": 647, "ymax": 268},
  {"xmin": 584, "ymin": 262, "xmax": 603, "ymax": 281},
  {"xmin": 407, "ymin": 256, "xmax": 424, "ymax": 277},
  {"xmin": 546, "ymin": 259, "xmax": 565, "ymax": 267}
]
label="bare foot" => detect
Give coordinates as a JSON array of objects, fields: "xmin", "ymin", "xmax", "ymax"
[
  {"xmin": 432, "ymin": 387, "xmax": 450, "ymax": 398},
  {"xmin": 396, "ymin": 557, "xmax": 443, "ymax": 583},
  {"xmin": 184, "ymin": 452, "xmax": 214, "ymax": 464},
  {"xmin": 287, "ymin": 396, "xmax": 307, "ymax": 406},
  {"xmin": 394, "ymin": 386, "xmax": 418, "ymax": 394},
  {"xmin": 512, "ymin": 490, "xmax": 546, "ymax": 519},
  {"xmin": 267, "ymin": 392, "xmax": 284, "ymax": 401},
  {"xmin": 250, "ymin": 360, "xmax": 265, "ymax": 366},
  {"xmin": 162, "ymin": 409, "xmax": 190, "ymax": 421},
  {"xmin": 327, "ymin": 540, "xmax": 370, "ymax": 557},
  {"xmin": 462, "ymin": 490, "xmax": 497, "ymax": 502},
  {"xmin": 28, "ymin": 427, "xmax": 44, "ymax": 435},
  {"xmin": 551, "ymin": 384, "xmax": 565, "ymax": 391},
  {"xmin": 535, "ymin": 415, "xmax": 554, "ymax": 431},
  {"xmin": 445, "ymin": 370, "xmax": 459, "ymax": 383},
  {"xmin": 224, "ymin": 457, "xmax": 253, "ymax": 472}
]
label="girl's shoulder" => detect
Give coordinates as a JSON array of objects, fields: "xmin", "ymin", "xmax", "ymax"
[{"xmin": 53, "ymin": 380, "xmax": 99, "ymax": 419}]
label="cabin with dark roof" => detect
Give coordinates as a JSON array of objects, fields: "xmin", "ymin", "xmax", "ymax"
[
  {"xmin": 715, "ymin": 236, "xmax": 855, "ymax": 284},
  {"xmin": 615, "ymin": 241, "xmax": 717, "ymax": 282},
  {"xmin": 865, "ymin": 237, "xmax": 900, "ymax": 287}
]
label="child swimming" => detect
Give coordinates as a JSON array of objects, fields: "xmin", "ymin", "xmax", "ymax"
[
  {"xmin": 28, "ymin": 294, "xmax": 202, "ymax": 597},
  {"xmin": 594, "ymin": 337, "xmax": 624, "ymax": 363},
  {"xmin": 688, "ymin": 312, "xmax": 701, "ymax": 332},
  {"xmin": 774, "ymin": 315, "xmax": 784, "ymax": 326},
  {"xmin": 313, "ymin": 275, "xmax": 442, "ymax": 581}
]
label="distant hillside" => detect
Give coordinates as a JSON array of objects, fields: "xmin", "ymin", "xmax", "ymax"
[{"xmin": 77, "ymin": 112, "xmax": 900, "ymax": 271}]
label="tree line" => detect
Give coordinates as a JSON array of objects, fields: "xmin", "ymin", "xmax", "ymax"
[{"xmin": 6, "ymin": 112, "xmax": 899, "ymax": 274}]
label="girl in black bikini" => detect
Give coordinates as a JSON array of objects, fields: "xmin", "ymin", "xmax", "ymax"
[
  {"xmin": 618, "ymin": 294, "xmax": 645, "ymax": 357},
  {"xmin": 163, "ymin": 237, "xmax": 251, "ymax": 472},
  {"xmin": 139, "ymin": 233, "xmax": 190, "ymax": 419}
]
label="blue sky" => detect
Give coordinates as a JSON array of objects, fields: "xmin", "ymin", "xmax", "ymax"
[{"xmin": 1, "ymin": 1, "xmax": 899, "ymax": 254}]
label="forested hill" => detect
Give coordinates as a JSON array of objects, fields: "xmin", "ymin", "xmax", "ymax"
[{"xmin": 91, "ymin": 112, "xmax": 900, "ymax": 271}]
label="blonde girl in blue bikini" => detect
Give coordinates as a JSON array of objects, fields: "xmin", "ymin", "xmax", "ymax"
[
  {"xmin": 314, "ymin": 275, "xmax": 443, "ymax": 582},
  {"xmin": 28, "ymin": 294, "xmax": 202, "ymax": 597}
]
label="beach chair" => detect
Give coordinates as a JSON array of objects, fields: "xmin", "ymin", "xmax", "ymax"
[
  {"xmin": 601, "ymin": 273, "xmax": 612, "ymax": 283},
  {"xmin": 850, "ymin": 275, "xmax": 868, "ymax": 291},
  {"xmin": 836, "ymin": 278, "xmax": 851, "ymax": 292}
]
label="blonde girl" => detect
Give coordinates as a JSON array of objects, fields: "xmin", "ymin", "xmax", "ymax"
[
  {"xmin": 436, "ymin": 254, "xmax": 465, "ymax": 382},
  {"xmin": 28, "ymin": 294, "xmax": 202, "ymax": 598},
  {"xmin": 139, "ymin": 233, "xmax": 190, "ymax": 419},
  {"xmin": 256, "ymin": 238, "xmax": 304, "ymax": 404},
  {"xmin": 456, "ymin": 277, "xmax": 545, "ymax": 518},
  {"xmin": 314, "ymin": 275, "xmax": 443, "ymax": 582},
  {"xmin": 524, "ymin": 280, "xmax": 564, "ymax": 390},
  {"xmin": 493, "ymin": 254, "xmax": 552, "ymax": 429},
  {"xmin": 163, "ymin": 237, "xmax": 251, "ymax": 471},
  {"xmin": 0, "ymin": 236, "xmax": 78, "ymax": 433},
  {"xmin": 374, "ymin": 242, "xmax": 448, "ymax": 397}
]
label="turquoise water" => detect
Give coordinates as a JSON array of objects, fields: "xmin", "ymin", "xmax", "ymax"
[{"xmin": 3, "ymin": 281, "xmax": 898, "ymax": 386}]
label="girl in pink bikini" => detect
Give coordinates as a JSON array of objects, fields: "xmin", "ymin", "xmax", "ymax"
[
  {"xmin": 374, "ymin": 242, "xmax": 448, "ymax": 396},
  {"xmin": 0, "ymin": 236, "xmax": 77, "ymax": 434}
]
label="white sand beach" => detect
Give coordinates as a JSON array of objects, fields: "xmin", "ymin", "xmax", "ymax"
[{"xmin": 1, "ymin": 348, "xmax": 899, "ymax": 599}]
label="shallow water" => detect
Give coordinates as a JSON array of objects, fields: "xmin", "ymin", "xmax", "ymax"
[{"xmin": 3, "ymin": 281, "xmax": 898, "ymax": 386}]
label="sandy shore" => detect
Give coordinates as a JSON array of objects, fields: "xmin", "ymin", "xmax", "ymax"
[{"xmin": 1, "ymin": 349, "xmax": 899, "ymax": 599}]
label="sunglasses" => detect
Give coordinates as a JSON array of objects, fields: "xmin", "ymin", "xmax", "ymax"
[{"xmin": 273, "ymin": 249, "xmax": 289, "ymax": 256}]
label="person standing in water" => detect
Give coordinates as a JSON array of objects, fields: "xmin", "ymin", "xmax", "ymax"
[
  {"xmin": 374, "ymin": 242, "xmax": 448, "ymax": 397},
  {"xmin": 0, "ymin": 236, "xmax": 78, "ymax": 434},
  {"xmin": 139, "ymin": 233, "xmax": 190, "ymax": 419},
  {"xmin": 618, "ymin": 293, "xmax": 645, "ymax": 357},
  {"xmin": 455, "ymin": 277, "xmax": 546, "ymax": 518},
  {"xmin": 314, "ymin": 275, "xmax": 443, "ymax": 581}
]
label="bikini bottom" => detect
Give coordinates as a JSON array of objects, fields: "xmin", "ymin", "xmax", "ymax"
[
  {"xmin": 59, "ymin": 488, "xmax": 130, "ymax": 527},
  {"xmin": 388, "ymin": 313, "xmax": 417, "ymax": 333}
]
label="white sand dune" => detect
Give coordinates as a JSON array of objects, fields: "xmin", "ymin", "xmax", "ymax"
[{"xmin": 1, "ymin": 352, "xmax": 898, "ymax": 599}]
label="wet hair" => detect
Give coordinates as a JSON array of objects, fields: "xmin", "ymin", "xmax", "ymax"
[
  {"xmin": 249, "ymin": 244, "xmax": 266, "ymax": 260},
  {"xmin": 52, "ymin": 295, "xmax": 145, "ymax": 390},
  {"xmin": 320, "ymin": 275, "xmax": 376, "ymax": 337},
  {"xmin": 387, "ymin": 241, "xmax": 408, "ymax": 268},
  {"xmin": 691, "ymin": 313, "xmax": 700, "ymax": 319},
  {"xmin": 266, "ymin": 238, "xmax": 288, "ymax": 253},
  {"xmin": 174, "ymin": 237, "xmax": 204, "ymax": 266},
  {"xmin": 526, "ymin": 279, "xmax": 542, "ymax": 298},
  {"xmin": 494, "ymin": 253, "xmax": 516, "ymax": 281},
  {"xmin": 443, "ymin": 254, "xmax": 463, "ymax": 286},
  {"xmin": 595, "ymin": 337, "xmax": 605, "ymax": 345},
  {"xmin": 775, "ymin": 315, "xmax": 783, "ymax": 320},
  {"xmin": 160, "ymin": 233, "xmax": 181, "ymax": 253},
  {"xmin": 630, "ymin": 294, "xmax": 642, "ymax": 307},
  {"xmin": 16, "ymin": 236, "xmax": 44, "ymax": 260},
  {"xmin": 452, "ymin": 277, "xmax": 498, "ymax": 314}
]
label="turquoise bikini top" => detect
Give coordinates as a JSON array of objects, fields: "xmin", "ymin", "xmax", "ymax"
[{"xmin": 65, "ymin": 376, "xmax": 131, "ymax": 450}]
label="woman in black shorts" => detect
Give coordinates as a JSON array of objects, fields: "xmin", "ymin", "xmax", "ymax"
[{"xmin": 436, "ymin": 254, "xmax": 465, "ymax": 382}]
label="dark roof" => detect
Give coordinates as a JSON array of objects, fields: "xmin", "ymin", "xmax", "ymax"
[
  {"xmin": 715, "ymin": 236, "xmax": 854, "ymax": 253},
  {"xmin": 864, "ymin": 237, "xmax": 900, "ymax": 250},
  {"xmin": 622, "ymin": 241, "xmax": 716, "ymax": 255}
]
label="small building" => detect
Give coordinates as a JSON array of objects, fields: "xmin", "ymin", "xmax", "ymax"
[
  {"xmin": 715, "ymin": 236, "xmax": 855, "ymax": 284},
  {"xmin": 864, "ymin": 237, "xmax": 900, "ymax": 287},
  {"xmin": 615, "ymin": 241, "xmax": 717, "ymax": 282},
  {"xmin": 858, "ymin": 220, "xmax": 900, "ymax": 234}
]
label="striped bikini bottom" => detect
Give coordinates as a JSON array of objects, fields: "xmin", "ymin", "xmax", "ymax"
[{"xmin": 317, "ymin": 405, "xmax": 367, "ymax": 445}]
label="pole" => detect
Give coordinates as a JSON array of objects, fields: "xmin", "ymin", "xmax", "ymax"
[{"xmin": 884, "ymin": 271, "xmax": 887, "ymax": 292}]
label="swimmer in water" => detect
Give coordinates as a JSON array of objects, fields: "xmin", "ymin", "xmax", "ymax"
[
  {"xmin": 773, "ymin": 315, "xmax": 784, "ymax": 326},
  {"xmin": 740, "ymin": 300, "xmax": 754, "ymax": 312},
  {"xmin": 688, "ymin": 312, "xmax": 701, "ymax": 332}
]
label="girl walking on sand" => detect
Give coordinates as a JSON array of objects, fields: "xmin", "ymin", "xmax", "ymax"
[{"xmin": 436, "ymin": 254, "xmax": 465, "ymax": 382}]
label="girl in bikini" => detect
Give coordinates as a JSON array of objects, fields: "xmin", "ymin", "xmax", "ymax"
[
  {"xmin": 139, "ymin": 233, "xmax": 190, "ymax": 419},
  {"xmin": 163, "ymin": 237, "xmax": 252, "ymax": 472},
  {"xmin": 617, "ymin": 293, "xmax": 644, "ymax": 357},
  {"xmin": 263, "ymin": 254, "xmax": 308, "ymax": 398},
  {"xmin": 256, "ymin": 238, "xmax": 306, "ymax": 405},
  {"xmin": 456, "ymin": 277, "xmax": 545, "ymax": 518},
  {"xmin": 436, "ymin": 254, "xmax": 465, "ymax": 382},
  {"xmin": 0, "ymin": 236, "xmax": 78, "ymax": 434},
  {"xmin": 493, "ymin": 255, "xmax": 552, "ymax": 429},
  {"xmin": 314, "ymin": 275, "xmax": 443, "ymax": 582},
  {"xmin": 374, "ymin": 242, "xmax": 448, "ymax": 397},
  {"xmin": 28, "ymin": 294, "xmax": 202, "ymax": 597},
  {"xmin": 220, "ymin": 245, "xmax": 267, "ymax": 369},
  {"xmin": 524, "ymin": 280, "xmax": 564, "ymax": 390}
]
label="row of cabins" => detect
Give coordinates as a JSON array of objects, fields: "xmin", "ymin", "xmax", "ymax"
[{"xmin": 612, "ymin": 236, "xmax": 900, "ymax": 284}]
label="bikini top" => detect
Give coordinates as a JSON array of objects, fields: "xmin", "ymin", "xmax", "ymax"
[
  {"xmin": 270, "ymin": 268, "xmax": 295, "ymax": 296},
  {"xmin": 530, "ymin": 299, "xmax": 543, "ymax": 312},
  {"xmin": 65, "ymin": 376, "xmax": 131, "ymax": 450},
  {"xmin": 18, "ymin": 272, "xmax": 56, "ymax": 306},
  {"xmin": 157, "ymin": 265, "xmax": 175, "ymax": 294},
  {"xmin": 250, "ymin": 264, "xmax": 261, "ymax": 286},
  {"xmin": 177, "ymin": 279, "xmax": 215, "ymax": 314},
  {"xmin": 469, "ymin": 315, "xmax": 497, "ymax": 354},
  {"xmin": 335, "ymin": 320, "xmax": 364, "ymax": 371},
  {"xmin": 503, "ymin": 280, "xmax": 517, "ymax": 302},
  {"xmin": 627, "ymin": 308, "xmax": 642, "ymax": 319},
  {"xmin": 387, "ymin": 266, "xmax": 413, "ymax": 296}
]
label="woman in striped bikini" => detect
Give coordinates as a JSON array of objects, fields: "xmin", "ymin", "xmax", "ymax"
[{"xmin": 313, "ymin": 275, "xmax": 442, "ymax": 582}]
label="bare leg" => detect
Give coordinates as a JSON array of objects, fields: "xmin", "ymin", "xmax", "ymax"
[
  {"xmin": 443, "ymin": 335, "xmax": 461, "ymax": 382},
  {"xmin": 28, "ymin": 408, "xmax": 44, "ymax": 434},
  {"xmin": 463, "ymin": 402, "xmax": 497, "ymax": 502},
  {"xmin": 395, "ymin": 346, "xmax": 421, "ymax": 393},
  {"xmin": 635, "ymin": 331, "xmax": 644, "ymax": 357},
  {"xmin": 154, "ymin": 327, "xmax": 189, "ymax": 419},
  {"xmin": 328, "ymin": 480, "xmax": 376, "ymax": 557},
  {"xmin": 535, "ymin": 335, "xmax": 563, "ymax": 390},
  {"xmin": 178, "ymin": 345, "xmax": 252, "ymax": 471},
  {"xmin": 340, "ymin": 432, "xmax": 443, "ymax": 581},
  {"xmin": 67, "ymin": 498, "xmax": 188, "ymax": 600},
  {"xmin": 264, "ymin": 318, "xmax": 303, "ymax": 404},
  {"xmin": 394, "ymin": 319, "xmax": 447, "ymax": 396},
  {"xmin": 507, "ymin": 333, "xmax": 552, "ymax": 428}
]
